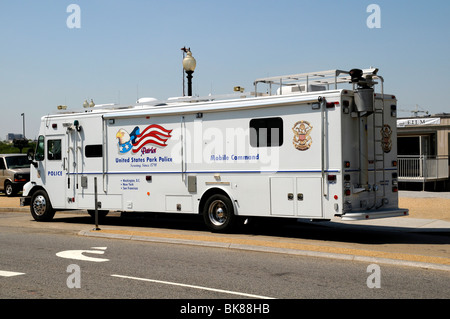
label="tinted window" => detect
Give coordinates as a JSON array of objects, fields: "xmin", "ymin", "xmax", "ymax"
[
  {"xmin": 250, "ymin": 117, "xmax": 283, "ymax": 147},
  {"xmin": 47, "ymin": 139, "xmax": 62, "ymax": 160},
  {"xmin": 85, "ymin": 144, "xmax": 103, "ymax": 158}
]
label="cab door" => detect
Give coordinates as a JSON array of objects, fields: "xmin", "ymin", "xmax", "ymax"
[
  {"xmin": 32, "ymin": 134, "xmax": 67, "ymax": 209},
  {"xmin": 44, "ymin": 135, "xmax": 67, "ymax": 209}
]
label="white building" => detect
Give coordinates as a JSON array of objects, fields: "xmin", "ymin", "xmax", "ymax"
[{"xmin": 397, "ymin": 114, "xmax": 450, "ymax": 190}]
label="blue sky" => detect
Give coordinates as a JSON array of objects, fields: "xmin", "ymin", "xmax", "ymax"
[{"xmin": 1, "ymin": 0, "xmax": 449, "ymax": 139}]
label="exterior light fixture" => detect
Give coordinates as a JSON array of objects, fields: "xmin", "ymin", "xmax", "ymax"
[{"xmin": 182, "ymin": 48, "xmax": 196, "ymax": 96}]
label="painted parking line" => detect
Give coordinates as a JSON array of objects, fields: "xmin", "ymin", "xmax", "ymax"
[
  {"xmin": 111, "ymin": 274, "xmax": 275, "ymax": 299},
  {"xmin": 0, "ymin": 270, "xmax": 25, "ymax": 277}
]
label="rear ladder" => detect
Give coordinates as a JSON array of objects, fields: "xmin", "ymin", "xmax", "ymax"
[{"xmin": 371, "ymin": 78, "xmax": 387, "ymax": 208}]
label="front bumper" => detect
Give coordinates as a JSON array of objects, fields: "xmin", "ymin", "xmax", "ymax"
[
  {"xmin": 20, "ymin": 181, "xmax": 34, "ymax": 207},
  {"xmin": 20, "ymin": 196, "xmax": 31, "ymax": 207}
]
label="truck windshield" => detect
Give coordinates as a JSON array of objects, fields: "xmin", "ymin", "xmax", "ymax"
[{"xmin": 5, "ymin": 156, "xmax": 31, "ymax": 169}]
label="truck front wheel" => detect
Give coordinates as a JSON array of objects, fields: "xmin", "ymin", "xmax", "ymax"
[{"xmin": 30, "ymin": 190, "xmax": 55, "ymax": 221}]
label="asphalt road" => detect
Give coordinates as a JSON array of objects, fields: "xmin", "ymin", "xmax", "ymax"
[
  {"xmin": 1, "ymin": 212, "xmax": 449, "ymax": 303},
  {"xmin": 4, "ymin": 207, "xmax": 449, "ymax": 270}
]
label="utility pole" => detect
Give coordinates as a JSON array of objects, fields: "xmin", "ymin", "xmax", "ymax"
[{"xmin": 21, "ymin": 113, "xmax": 25, "ymax": 138}]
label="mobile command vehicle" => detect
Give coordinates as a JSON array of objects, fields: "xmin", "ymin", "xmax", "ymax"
[{"xmin": 21, "ymin": 68, "xmax": 408, "ymax": 232}]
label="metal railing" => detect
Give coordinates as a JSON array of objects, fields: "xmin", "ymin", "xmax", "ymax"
[
  {"xmin": 398, "ymin": 155, "xmax": 449, "ymax": 181},
  {"xmin": 253, "ymin": 67, "xmax": 380, "ymax": 96}
]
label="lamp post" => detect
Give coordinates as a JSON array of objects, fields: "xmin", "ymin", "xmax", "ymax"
[
  {"xmin": 21, "ymin": 113, "xmax": 25, "ymax": 139},
  {"xmin": 182, "ymin": 48, "xmax": 196, "ymax": 96},
  {"xmin": 15, "ymin": 113, "xmax": 27, "ymax": 153}
]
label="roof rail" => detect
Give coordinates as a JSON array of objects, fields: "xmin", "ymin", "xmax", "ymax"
[{"xmin": 253, "ymin": 68, "xmax": 380, "ymax": 96}]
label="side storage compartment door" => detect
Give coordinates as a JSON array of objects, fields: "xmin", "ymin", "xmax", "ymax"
[
  {"xmin": 270, "ymin": 176, "xmax": 323, "ymax": 218},
  {"xmin": 296, "ymin": 177, "xmax": 323, "ymax": 218},
  {"xmin": 270, "ymin": 177, "xmax": 295, "ymax": 216}
]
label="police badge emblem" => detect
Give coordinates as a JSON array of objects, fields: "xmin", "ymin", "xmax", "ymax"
[
  {"xmin": 292, "ymin": 120, "xmax": 313, "ymax": 151},
  {"xmin": 380, "ymin": 124, "xmax": 392, "ymax": 153}
]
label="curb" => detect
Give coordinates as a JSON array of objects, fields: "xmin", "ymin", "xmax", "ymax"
[
  {"xmin": 79, "ymin": 229, "xmax": 450, "ymax": 272},
  {"xmin": 3, "ymin": 204, "xmax": 449, "ymax": 271},
  {"xmin": 0, "ymin": 208, "xmax": 28, "ymax": 212}
]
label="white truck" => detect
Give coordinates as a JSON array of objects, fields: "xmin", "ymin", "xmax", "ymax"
[{"xmin": 21, "ymin": 67, "xmax": 408, "ymax": 232}]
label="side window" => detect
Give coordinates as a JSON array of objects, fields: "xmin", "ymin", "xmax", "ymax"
[
  {"xmin": 0, "ymin": 158, "xmax": 5, "ymax": 170},
  {"xmin": 249, "ymin": 117, "xmax": 283, "ymax": 147},
  {"xmin": 85, "ymin": 144, "xmax": 103, "ymax": 158},
  {"xmin": 35, "ymin": 135, "xmax": 45, "ymax": 161},
  {"xmin": 47, "ymin": 139, "xmax": 62, "ymax": 160}
]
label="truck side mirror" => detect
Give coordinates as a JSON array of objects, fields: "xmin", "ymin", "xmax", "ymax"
[{"xmin": 27, "ymin": 149, "xmax": 38, "ymax": 168}]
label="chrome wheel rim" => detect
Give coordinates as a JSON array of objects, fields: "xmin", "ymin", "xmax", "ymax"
[
  {"xmin": 5, "ymin": 184, "xmax": 13, "ymax": 196},
  {"xmin": 208, "ymin": 200, "xmax": 228, "ymax": 226},
  {"xmin": 32, "ymin": 195, "xmax": 47, "ymax": 216}
]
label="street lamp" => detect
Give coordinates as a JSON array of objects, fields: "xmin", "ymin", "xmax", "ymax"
[
  {"xmin": 21, "ymin": 113, "xmax": 25, "ymax": 139},
  {"xmin": 182, "ymin": 48, "xmax": 196, "ymax": 96}
]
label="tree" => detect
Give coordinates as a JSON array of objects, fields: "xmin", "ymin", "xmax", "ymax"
[{"xmin": 13, "ymin": 138, "xmax": 29, "ymax": 153}]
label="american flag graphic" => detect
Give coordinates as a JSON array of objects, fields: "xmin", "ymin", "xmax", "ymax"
[
  {"xmin": 116, "ymin": 124, "xmax": 172, "ymax": 154},
  {"xmin": 131, "ymin": 124, "xmax": 172, "ymax": 153}
]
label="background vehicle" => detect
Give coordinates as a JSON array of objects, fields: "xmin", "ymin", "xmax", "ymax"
[{"xmin": 0, "ymin": 154, "xmax": 31, "ymax": 197}]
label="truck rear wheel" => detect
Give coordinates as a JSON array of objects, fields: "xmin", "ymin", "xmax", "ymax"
[
  {"xmin": 30, "ymin": 190, "xmax": 55, "ymax": 221},
  {"xmin": 203, "ymin": 194, "xmax": 236, "ymax": 232}
]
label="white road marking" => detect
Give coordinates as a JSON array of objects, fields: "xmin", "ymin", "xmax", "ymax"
[
  {"xmin": 0, "ymin": 270, "xmax": 25, "ymax": 277},
  {"xmin": 111, "ymin": 274, "xmax": 275, "ymax": 299},
  {"xmin": 56, "ymin": 247, "xmax": 109, "ymax": 262}
]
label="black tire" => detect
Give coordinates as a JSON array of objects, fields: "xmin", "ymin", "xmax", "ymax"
[
  {"xmin": 5, "ymin": 181, "xmax": 16, "ymax": 197},
  {"xmin": 203, "ymin": 194, "xmax": 236, "ymax": 232},
  {"xmin": 30, "ymin": 190, "xmax": 55, "ymax": 221}
]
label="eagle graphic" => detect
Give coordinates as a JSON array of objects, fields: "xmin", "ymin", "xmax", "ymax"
[{"xmin": 116, "ymin": 125, "xmax": 172, "ymax": 154}]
